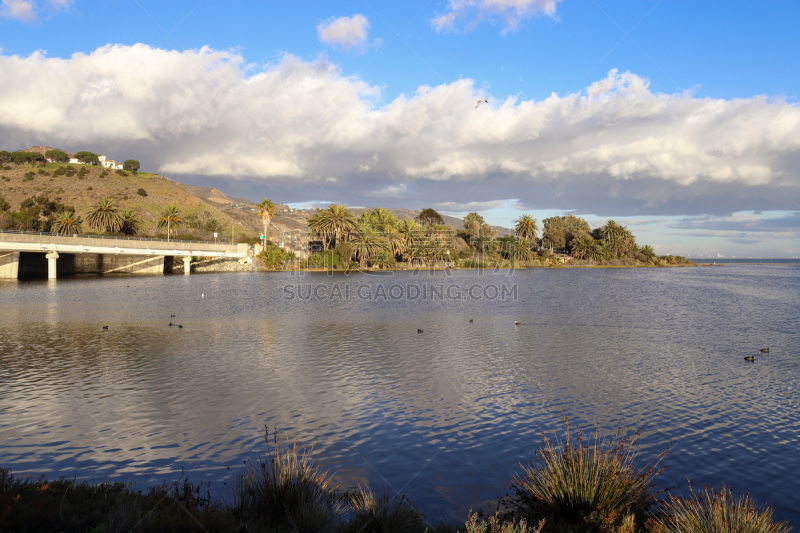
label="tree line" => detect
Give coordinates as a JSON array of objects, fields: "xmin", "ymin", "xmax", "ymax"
[
  {"xmin": 273, "ymin": 203, "xmax": 689, "ymax": 270},
  {"xmin": 1, "ymin": 149, "xmax": 140, "ymax": 171}
]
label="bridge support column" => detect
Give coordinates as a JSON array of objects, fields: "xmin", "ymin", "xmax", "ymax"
[
  {"xmin": 0, "ymin": 251, "xmax": 20, "ymax": 279},
  {"xmin": 183, "ymin": 256, "xmax": 192, "ymax": 274},
  {"xmin": 46, "ymin": 251, "xmax": 59, "ymax": 279}
]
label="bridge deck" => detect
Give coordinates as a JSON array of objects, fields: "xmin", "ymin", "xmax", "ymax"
[{"xmin": 0, "ymin": 230, "xmax": 245, "ymax": 258}]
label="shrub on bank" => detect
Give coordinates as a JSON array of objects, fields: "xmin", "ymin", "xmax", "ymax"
[
  {"xmin": 231, "ymin": 428, "xmax": 340, "ymax": 530},
  {"xmin": 652, "ymin": 484, "xmax": 792, "ymax": 533},
  {"xmin": 503, "ymin": 420, "xmax": 668, "ymax": 532}
]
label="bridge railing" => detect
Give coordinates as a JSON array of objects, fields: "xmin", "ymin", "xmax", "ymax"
[{"xmin": 0, "ymin": 228, "xmax": 232, "ymax": 247}]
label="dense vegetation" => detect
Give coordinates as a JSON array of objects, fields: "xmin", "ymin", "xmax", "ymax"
[
  {"xmin": 1, "ymin": 422, "xmax": 790, "ymax": 532},
  {"xmin": 292, "ymin": 203, "xmax": 691, "ymax": 271}
]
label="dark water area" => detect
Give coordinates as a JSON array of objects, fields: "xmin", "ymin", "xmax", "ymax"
[{"xmin": 1, "ymin": 265, "xmax": 799, "ymax": 526}]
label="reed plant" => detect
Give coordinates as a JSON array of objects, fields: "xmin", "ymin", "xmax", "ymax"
[
  {"xmin": 343, "ymin": 484, "xmax": 424, "ymax": 532},
  {"xmin": 231, "ymin": 427, "xmax": 340, "ymax": 530},
  {"xmin": 652, "ymin": 483, "xmax": 792, "ymax": 533},
  {"xmin": 504, "ymin": 418, "xmax": 667, "ymax": 532}
]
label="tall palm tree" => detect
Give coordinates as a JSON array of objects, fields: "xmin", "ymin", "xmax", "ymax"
[
  {"xmin": 158, "ymin": 206, "xmax": 182, "ymax": 241},
  {"xmin": 51, "ymin": 211, "xmax": 82, "ymax": 234},
  {"xmin": 350, "ymin": 222, "xmax": 387, "ymax": 267},
  {"xmin": 86, "ymin": 198, "xmax": 123, "ymax": 233},
  {"xmin": 599, "ymin": 220, "xmax": 636, "ymax": 258},
  {"xmin": 307, "ymin": 204, "xmax": 357, "ymax": 249},
  {"xmin": 256, "ymin": 198, "xmax": 275, "ymax": 242},
  {"xmin": 514, "ymin": 214, "xmax": 539, "ymax": 243},
  {"xmin": 120, "ymin": 210, "xmax": 142, "ymax": 236}
]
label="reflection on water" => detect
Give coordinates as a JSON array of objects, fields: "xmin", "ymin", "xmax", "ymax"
[{"xmin": 1, "ymin": 266, "xmax": 799, "ymax": 525}]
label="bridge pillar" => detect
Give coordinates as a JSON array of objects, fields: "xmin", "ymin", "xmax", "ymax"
[
  {"xmin": 183, "ymin": 256, "xmax": 192, "ymax": 274},
  {"xmin": 0, "ymin": 251, "xmax": 20, "ymax": 279},
  {"xmin": 46, "ymin": 251, "xmax": 59, "ymax": 279}
]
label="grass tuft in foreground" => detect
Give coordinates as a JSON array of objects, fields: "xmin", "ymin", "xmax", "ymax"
[
  {"xmin": 651, "ymin": 483, "xmax": 792, "ymax": 533},
  {"xmin": 504, "ymin": 417, "xmax": 668, "ymax": 532},
  {"xmin": 231, "ymin": 426, "xmax": 340, "ymax": 531},
  {"xmin": 343, "ymin": 484, "xmax": 424, "ymax": 533}
]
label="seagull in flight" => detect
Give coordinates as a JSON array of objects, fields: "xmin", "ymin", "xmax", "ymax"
[{"xmin": 475, "ymin": 98, "xmax": 488, "ymax": 108}]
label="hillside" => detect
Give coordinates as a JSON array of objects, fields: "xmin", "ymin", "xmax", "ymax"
[
  {"xmin": 0, "ymin": 161, "xmax": 270, "ymax": 243},
  {"xmin": 1, "ymin": 149, "xmax": 512, "ymax": 246}
]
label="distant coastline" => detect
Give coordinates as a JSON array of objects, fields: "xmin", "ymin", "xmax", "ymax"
[{"xmin": 690, "ymin": 258, "xmax": 800, "ymax": 265}]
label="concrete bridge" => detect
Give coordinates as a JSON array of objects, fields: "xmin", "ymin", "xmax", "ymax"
[{"xmin": 0, "ymin": 230, "xmax": 248, "ymax": 279}]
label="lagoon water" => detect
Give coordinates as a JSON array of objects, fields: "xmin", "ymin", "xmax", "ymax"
[{"xmin": 1, "ymin": 265, "xmax": 799, "ymax": 525}]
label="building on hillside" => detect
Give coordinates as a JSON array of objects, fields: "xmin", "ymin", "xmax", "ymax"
[{"xmin": 98, "ymin": 155, "xmax": 124, "ymax": 170}]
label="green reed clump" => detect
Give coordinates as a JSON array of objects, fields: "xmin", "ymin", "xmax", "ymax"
[
  {"xmin": 232, "ymin": 427, "xmax": 340, "ymax": 530},
  {"xmin": 504, "ymin": 418, "xmax": 667, "ymax": 532},
  {"xmin": 652, "ymin": 484, "xmax": 792, "ymax": 533},
  {"xmin": 461, "ymin": 510, "xmax": 544, "ymax": 533},
  {"xmin": 342, "ymin": 484, "xmax": 424, "ymax": 533}
]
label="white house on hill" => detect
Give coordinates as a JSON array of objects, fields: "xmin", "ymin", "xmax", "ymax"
[{"xmin": 98, "ymin": 155, "xmax": 124, "ymax": 170}]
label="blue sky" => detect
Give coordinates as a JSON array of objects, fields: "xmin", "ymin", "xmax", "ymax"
[{"xmin": 2, "ymin": 0, "xmax": 799, "ymax": 257}]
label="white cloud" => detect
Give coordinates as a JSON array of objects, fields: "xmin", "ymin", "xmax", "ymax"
[
  {"xmin": 433, "ymin": 0, "xmax": 561, "ymax": 33},
  {"xmin": 1, "ymin": 0, "xmax": 36, "ymax": 21},
  {"xmin": 317, "ymin": 14, "xmax": 370, "ymax": 50},
  {"xmin": 2, "ymin": 45, "xmax": 800, "ymax": 220}
]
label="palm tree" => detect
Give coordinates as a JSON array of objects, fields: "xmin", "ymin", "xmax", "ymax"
[
  {"xmin": 307, "ymin": 204, "xmax": 357, "ymax": 249},
  {"xmin": 350, "ymin": 222, "xmax": 387, "ymax": 267},
  {"xmin": 120, "ymin": 210, "xmax": 142, "ymax": 236},
  {"xmin": 51, "ymin": 211, "xmax": 82, "ymax": 234},
  {"xmin": 571, "ymin": 235, "xmax": 595, "ymax": 260},
  {"xmin": 639, "ymin": 244, "xmax": 656, "ymax": 262},
  {"xmin": 511, "ymin": 238, "xmax": 535, "ymax": 263},
  {"xmin": 158, "ymin": 206, "xmax": 182, "ymax": 241},
  {"xmin": 588, "ymin": 240, "xmax": 611, "ymax": 262},
  {"xmin": 86, "ymin": 198, "xmax": 123, "ymax": 233},
  {"xmin": 256, "ymin": 198, "xmax": 275, "ymax": 243},
  {"xmin": 514, "ymin": 214, "xmax": 539, "ymax": 243}
]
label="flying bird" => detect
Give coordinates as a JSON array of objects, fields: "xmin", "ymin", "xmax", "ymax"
[{"xmin": 475, "ymin": 98, "xmax": 488, "ymax": 108}]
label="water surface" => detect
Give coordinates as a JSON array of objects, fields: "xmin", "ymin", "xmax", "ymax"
[{"xmin": 1, "ymin": 265, "xmax": 798, "ymax": 525}]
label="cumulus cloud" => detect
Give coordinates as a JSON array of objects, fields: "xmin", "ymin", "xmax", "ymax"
[
  {"xmin": 433, "ymin": 0, "xmax": 561, "ymax": 33},
  {"xmin": 0, "ymin": 0, "xmax": 71, "ymax": 20},
  {"xmin": 2, "ymin": 44, "xmax": 800, "ymax": 219},
  {"xmin": 1, "ymin": 0, "xmax": 36, "ymax": 21},
  {"xmin": 317, "ymin": 14, "xmax": 370, "ymax": 50}
]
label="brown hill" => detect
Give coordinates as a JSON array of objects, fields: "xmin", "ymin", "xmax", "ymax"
[{"xmin": 0, "ymin": 162, "xmax": 273, "ymax": 242}]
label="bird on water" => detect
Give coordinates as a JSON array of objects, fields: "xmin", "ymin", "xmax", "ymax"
[
  {"xmin": 760, "ymin": 348, "xmax": 770, "ymax": 353},
  {"xmin": 417, "ymin": 329, "xmax": 423, "ymax": 334},
  {"xmin": 744, "ymin": 355, "xmax": 756, "ymax": 362},
  {"xmin": 102, "ymin": 325, "xmax": 109, "ymax": 330},
  {"xmin": 514, "ymin": 321, "xmax": 521, "ymax": 326}
]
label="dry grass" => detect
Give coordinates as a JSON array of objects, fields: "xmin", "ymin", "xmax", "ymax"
[{"xmin": 0, "ymin": 162, "xmax": 261, "ymax": 238}]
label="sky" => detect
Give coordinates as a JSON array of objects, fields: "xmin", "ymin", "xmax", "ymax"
[{"xmin": 1, "ymin": 0, "xmax": 799, "ymax": 257}]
